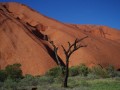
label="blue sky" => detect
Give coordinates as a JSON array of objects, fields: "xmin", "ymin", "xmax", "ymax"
[{"xmin": 1, "ymin": 0, "xmax": 120, "ymax": 29}]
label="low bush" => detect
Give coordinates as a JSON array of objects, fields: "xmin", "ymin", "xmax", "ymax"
[
  {"xmin": 54, "ymin": 75, "xmax": 63, "ymax": 83},
  {"xmin": 1, "ymin": 78, "xmax": 17, "ymax": 90},
  {"xmin": 90, "ymin": 65, "xmax": 109, "ymax": 78},
  {"xmin": 106, "ymin": 65, "xmax": 117, "ymax": 77},
  {"xmin": 18, "ymin": 74, "xmax": 38, "ymax": 87},
  {"xmin": 45, "ymin": 66, "xmax": 61, "ymax": 78},
  {"xmin": 0, "ymin": 63, "xmax": 23, "ymax": 82},
  {"xmin": 0, "ymin": 70, "xmax": 7, "ymax": 82},
  {"xmin": 37, "ymin": 76, "xmax": 54, "ymax": 84},
  {"xmin": 5, "ymin": 63, "xmax": 23, "ymax": 80},
  {"xmin": 69, "ymin": 66, "xmax": 79, "ymax": 76},
  {"xmin": 78, "ymin": 64, "xmax": 89, "ymax": 77},
  {"xmin": 69, "ymin": 64, "xmax": 89, "ymax": 77},
  {"xmin": 17, "ymin": 75, "xmax": 55, "ymax": 89}
]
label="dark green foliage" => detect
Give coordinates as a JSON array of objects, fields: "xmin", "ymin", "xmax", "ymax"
[
  {"xmin": 69, "ymin": 64, "xmax": 89, "ymax": 77},
  {"xmin": 78, "ymin": 64, "xmax": 89, "ymax": 76},
  {"xmin": 5, "ymin": 63, "xmax": 23, "ymax": 80},
  {"xmin": 0, "ymin": 63, "xmax": 23, "ymax": 82},
  {"xmin": 69, "ymin": 66, "xmax": 79, "ymax": 76},
  {"xmin": 0, "ymin": 70, "xmax": 7, "ymax": 82},
  {"xmin": 46, "ymin": 66, "xmax": 61, "ymax": 78}
]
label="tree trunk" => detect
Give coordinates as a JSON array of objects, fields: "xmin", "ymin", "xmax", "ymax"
[{"xmin": 63, "ymin": 60, "xmax": 69, "ymax": 87}]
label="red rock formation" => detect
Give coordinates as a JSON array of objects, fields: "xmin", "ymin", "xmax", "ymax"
[{"xmin": 0, "ymin": 2, "xmax": 120, "ymax": 75}]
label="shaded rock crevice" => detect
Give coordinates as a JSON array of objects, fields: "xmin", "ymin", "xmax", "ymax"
[{"xmin": 43, "ymin": 44, "xmax": 65, "ymax": 67}]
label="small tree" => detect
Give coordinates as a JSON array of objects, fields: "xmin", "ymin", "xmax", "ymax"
[
  {"xmin": 49, "ymin": 36, "xmax": 88, "ymax": 87},
  {"xmin": 5, "ymin": 63, "xmax": 23, "ymax": 80}
]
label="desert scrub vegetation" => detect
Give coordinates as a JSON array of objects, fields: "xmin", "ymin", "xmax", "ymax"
[
  {"xmin": 0, "ymin": 63, "xmax": 120, "ymax": 90},
  {"xmin": 0, "ymin": 63, "xmax": 23, "ymax": 82},
  {"xmin": 69, "ymin": 64, "xmax": 89, "ymax": 77},
  {"xmin": 90, "ymin": 65, "xmax": 109, "ymax": 78},
  {"xmin": 45, "ymin": 66, "xmax": 61, "ymax": 78}
]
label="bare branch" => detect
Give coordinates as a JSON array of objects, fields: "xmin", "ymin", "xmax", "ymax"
[
  {"xmin": 66, "ymin": 41, "xmax": 75, "ymax": 53},
  {"xmin": 68, "ymin": 48, "xmax": 77, "ymax": 58},
  {"xmin": 76, "ymin": 36, "xmax": 88, "ymax": 43},
  {"xmin": 66, "ymin": 36, "xmax": 88, "ymax": 59},
  {"xmin": 68, "ymin": 42, "xmax": 72, "ymax": 52},
  {"xmin": 68, "ymin": 42, "xmax": 71, "ymax": 47},
  {"xmin": 66, "ymin": 36, "xmax": 88, "ymax": 54},
  {"xmin": 61, "ymin": 45, "xmax": 67, "ymax": 57}
]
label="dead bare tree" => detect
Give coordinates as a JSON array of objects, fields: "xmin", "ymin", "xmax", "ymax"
[{"xmin": 49, "ymin": 36, "xmax": 88, "ymax": 87}]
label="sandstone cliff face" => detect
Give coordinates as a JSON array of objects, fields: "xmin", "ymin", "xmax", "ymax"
[{"xmin": 0, "ymin": 2, "xmax": 120, "ymax": 75}]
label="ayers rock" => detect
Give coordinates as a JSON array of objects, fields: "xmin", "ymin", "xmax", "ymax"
[{"xmin": 0, "ymin": 2, "xmax": 120, "ymax": 75}]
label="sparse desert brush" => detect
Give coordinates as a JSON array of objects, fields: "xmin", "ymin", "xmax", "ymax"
[
  {"xmin": 78, "ymin": 64, "xmax": 89, "ymax": 77},
  {"xmin": 69, "ymin": 66, "xmax": 79, "ymax": 76},
  {"xmin": 45, "ymin": 66, "xmax": 62, "ymax": 78},
  {"xmin": 106, "ymin": 65, "xmax": 117, "ymax": 77},
  {"xmin": 1, "ymin": 78, "xmax": 17, "ymax": 90},
  {"xmin": 90, "ymin": 65, "xmax": 109, "ymax": 78}
]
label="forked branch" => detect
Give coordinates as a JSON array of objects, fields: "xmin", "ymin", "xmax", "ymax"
[{"xmin": 61, "ymin": 36, "xmax": 88, "ymax": 59}]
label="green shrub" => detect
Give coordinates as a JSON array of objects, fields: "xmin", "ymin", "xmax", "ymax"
[
  {"xmin": 45, "ymin": 66, "xmax": 61, "ymax": 77},
  {"xmin": 17, "ymin": 75, "xmax": 54, "ymax": 90},
  {"xmin": 69, "ymin": 66, "xmax": 79, "ymax": 76},
  {"xmin": 2, "ymin": 78, "xmax": 17, "ymax": 90},
  {"xmin": 116, "ymin": 71, "xmax": 120, "ymax": 77},
  {"xmin": 18, "ymin": 74, "xmax": 38, "ymax": 88},
  {"xmin": 37, "ymin": 76, "xmax": 54, "ymax": 84},
  {"xmin": 106, "ymin": 65, "xmax": 116, "ymax": 77},
  {"xmin": 5, "ymin": 63, "xmax": 23, "ymax": 80},
  {"xmin": 54, "ymin": 75, "xmax": 63, "ymax": 83},
  {"xmin": 91, "ymin": 65, "xmax": 109, "ymax": 78},
  {"xmin": 78, "ymin": 64, "xmax": 89, "ymax": 77},
  {"xmin": 0, "ymin": 70, "xmax": 7, "ymax": 82}
]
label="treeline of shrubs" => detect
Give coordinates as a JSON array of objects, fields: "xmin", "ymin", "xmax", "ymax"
[
  {"xmin": 0, "ymin": 63, "xmax": 120, "ymax": 83},
  {"xmin": 46, "ymin": 64, "xmax": 120, "ymax": 78},
  {"xmin": 0, "ymin": 63, "xmax": 120, "ymax": 89}
]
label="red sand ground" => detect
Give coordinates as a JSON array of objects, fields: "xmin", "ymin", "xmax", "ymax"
[{"xmin": 0, "ymin": 2, "xmax": 120, "ymax": 75}]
